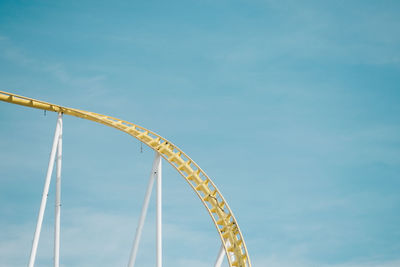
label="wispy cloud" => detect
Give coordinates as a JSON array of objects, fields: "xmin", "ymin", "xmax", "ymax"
[
  {"xmin": 0, "ymin": 206, "xmax": 222, "ymax": 266},
  {"xmin": 253, "ymin": 256, "xmax": 400, "ymax": 267},
  {"xmin": 209, "ymin": 1, "xmax": 400, "ymax": 67},
  {"xmin": 0, "ymin": 36, "xmax": 108, "ymax": 99}
]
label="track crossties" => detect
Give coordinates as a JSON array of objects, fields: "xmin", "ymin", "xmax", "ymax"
[{"xmin": 0, "ymin": 90, "xmax": 251, "ymax": 267}]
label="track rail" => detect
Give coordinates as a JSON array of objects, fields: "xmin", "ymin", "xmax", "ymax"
[{"xmin": 0, "ymin": 90, "xmax": 251, "ymax": 267}]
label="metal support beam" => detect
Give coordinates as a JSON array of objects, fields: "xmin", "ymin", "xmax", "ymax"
[
  {"xmin": 214, "ymin": 243, "xmax": 225, "ymax": 267},
  {"xmin": 156, "ymin": 155, "xmax": 162, "ymax": 267},
  {"xmin": 128, "ymin": 152, "xmax": 161, "ymax": 267},
  {"xmin": 54, "ymin": 113, "xmax": 63, "ymax": 267},
  {"xmin": 28, "ymin": 113, "xmax": 63, "ymax": 267},
  {"xmin": 214, "ymin": 239, "xmax": 236, "ymax": 267}
]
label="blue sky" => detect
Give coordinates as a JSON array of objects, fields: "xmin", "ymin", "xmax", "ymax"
[{"xmin": 1, "ymin": 1, "xmax": 400, "ymax": 266}]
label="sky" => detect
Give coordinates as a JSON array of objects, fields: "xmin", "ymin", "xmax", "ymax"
[{"xmin": 0, "ymin": 0, "xmax": 400, "ymax": 266}]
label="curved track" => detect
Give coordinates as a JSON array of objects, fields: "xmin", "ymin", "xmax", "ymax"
[{"xmin": 0, "ymin": 90, "xmax": 251, "ymax": 267}]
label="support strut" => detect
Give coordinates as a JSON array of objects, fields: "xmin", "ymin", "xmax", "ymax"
[
  {"xmin": 128, "ymin": 152, "xmax": 162, "ymax": 267},
  {"xmin": 54, "ymin": 113, "xmax": 63, "ymax": 267},
  {"xmin": 156, "ymin": 155, "xmax": 162, "ymax": 267},
  {"xmin": 214, "ymin": 243, "xmax": 225, "ymax": 267},
  {"xmin": 28, "ymin": 113, "xmax": 63, "ymax": 267}
]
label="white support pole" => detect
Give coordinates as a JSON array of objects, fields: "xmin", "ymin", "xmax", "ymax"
[
  {"xmin": 54, "ymin": 113, "xmax": 63, "ymax": 267},
  {"xmin": 156, "ymin": 155, "xmax": 162, "ymax": 267},
  {"xmin": 28, "ymin": 113, "xmax": 62, "ymax": 267},
  {"xmin": 214, "ymin": 243, "xmax": 225, "ymax": 267},
  {"xmin": 128, "ymin": 152, "xmax": 161, "ymax": 267}
]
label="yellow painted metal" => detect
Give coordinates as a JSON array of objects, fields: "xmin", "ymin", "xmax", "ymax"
[{"xmin": 0, "ymin": 90, "xmax": 251, "ymax": 267}]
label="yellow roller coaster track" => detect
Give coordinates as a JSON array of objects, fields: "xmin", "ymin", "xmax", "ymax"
[{"xmin": 0, "ymin": 90, "xmax": 251, "ymax": 267}]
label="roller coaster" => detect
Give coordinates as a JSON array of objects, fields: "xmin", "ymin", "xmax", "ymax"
[{"xmin": 0, "ymin": 90, "xmax": 251, "ymax": 267}]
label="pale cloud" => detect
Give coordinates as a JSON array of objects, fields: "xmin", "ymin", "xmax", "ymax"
[
  {"xmin": 327, "ymin": 260, "xmax": 400, "ymax": 267},
  {"xmin": 253, "ymin": 256, "xmax": 400, "ymax": 267},
  {"xmin": 1, "ymin": 44, "xmax": 33, "ymax": 67},
  {"xmin": 0, "ymin": 36, "xmax": 108, "ymax": 98},
  {"xmin": 175, "ymin": 258, "xmax": 213, "ymax": 267},
  {"xmin": 0, "ymin": 206, "xmax": 221, "ymax": 267},
  {"xmin": 1, "ymin": 2, "xmax": 399, "ymax": 266},
  {"xmin": 0, "ymin": 224, "xmax": 32, "ymax": 267},
  {"xmin": 210, "ymin": 2, "xmax": 400, "ymax": 67}
]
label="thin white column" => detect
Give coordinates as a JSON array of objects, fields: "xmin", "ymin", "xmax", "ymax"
[
  {"xmin": 128, "ymin": 152, "xmax": 161, "ymax": 267},
  {"xmin": 28, "ymin": 113, "xmax": 62, "ymax": 267},
  {"xmin": 214, "ymin": 243, "xmax": 225, "ymax": 267},
  {"xmin": 156, "ymin": 156, "xmax": 162, "ymax": 267},
  {"xmin": 226, "ymin": 239, "xmax": 235, "ymax": 263},
  {"xmin": 54, "ymin": 113, "xmax": 63, "ymax": 267}
]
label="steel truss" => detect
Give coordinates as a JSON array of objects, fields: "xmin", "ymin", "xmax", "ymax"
[{"xmin": 0, "ymin": 90, "xmax": 251, "ymax": 267}]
